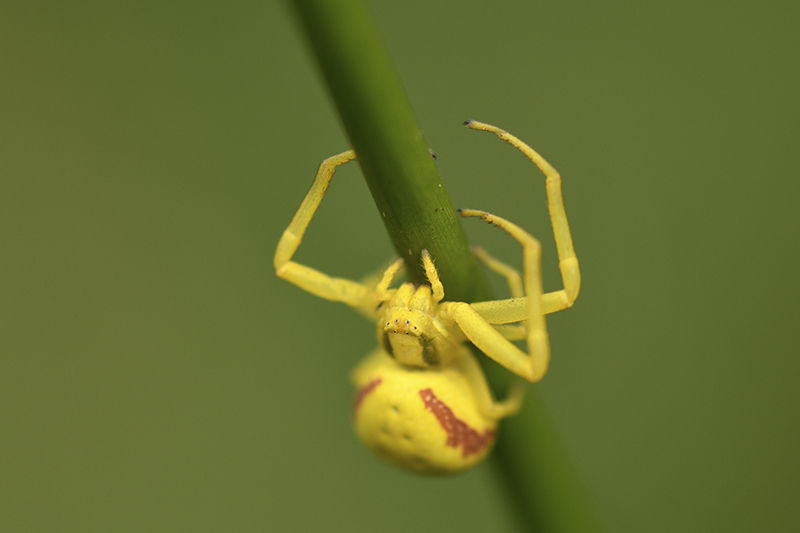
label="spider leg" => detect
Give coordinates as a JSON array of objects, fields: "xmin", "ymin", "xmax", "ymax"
[
  {"xmin": 470, "ymin": 245, "xmax": 567, "ymax": 342},
  {"xmin": 472, "ymin": 245, "xmax": 524, "ymax": 298},
  {"xmin": 275, "ymin": 150, "xmax": 389, "ymax": 316},
  {"xmin": 456, "ymin": 346, "xmax": 525, "ymax": 419},
  {"xmin": 465, "ymin": 120, "xmax": 580, "ymax": 313},
  {"xmin": 470, "ymin": 245, "xmax": 538, "ymax": 341},
  {"xmin": 444, "ymin": 210, "xmax": 550, "ymax": 382},
  {"xmin": 471, "ymin": 244, "xmax": 532, "ymax": 340}
]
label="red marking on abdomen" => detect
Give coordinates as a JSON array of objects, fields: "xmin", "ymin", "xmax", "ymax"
[
  {"xmin": 419, "ymin": 388, "xmax": 494, "ymax": 457},
  {"xmin": 352, "ymin": 378, "xmax": 382, "ymax": 416}
]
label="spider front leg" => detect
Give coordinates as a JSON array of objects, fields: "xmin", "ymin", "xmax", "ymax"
[
  {"xmin": 274, "ymin": 150, "xmax": 401, "ymax": 316},
  {"xmin": 465, "ymin": 120, "xmax": 581, "ymax": 314},
  {"xmin": 440, "ymin": 121, "xmax": 582, "ymax": 382}
]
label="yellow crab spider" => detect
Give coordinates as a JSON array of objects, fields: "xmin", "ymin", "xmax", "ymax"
[{"xmin": 274, "ymin": 121, "xmax": 580, "ymax": 474}]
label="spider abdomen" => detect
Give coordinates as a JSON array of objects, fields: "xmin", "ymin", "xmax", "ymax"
[{"xmin": 351, "ymin": 347, "xmax": 497, "ymax": 475}]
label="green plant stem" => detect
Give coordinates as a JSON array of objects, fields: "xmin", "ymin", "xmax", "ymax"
[
  {"xmin": 286, "ymin": 0, "xmax": 599, "ymax": 531},
  {"xmin": 287, "ymin": 0, "xmax": 487, "ymax": 303}
]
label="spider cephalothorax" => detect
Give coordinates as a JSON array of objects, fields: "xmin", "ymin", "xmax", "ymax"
[{"xmin": 377, "ymin": 273, "xmax": 464, "ymax": 369}]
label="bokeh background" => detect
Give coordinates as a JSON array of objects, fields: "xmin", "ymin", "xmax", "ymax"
[{"xmin": 2, "ymin": 1, "xmax": 798, "ymax": 531}]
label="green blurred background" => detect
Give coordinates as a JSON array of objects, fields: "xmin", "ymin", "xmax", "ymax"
[{"xmin": 2, "ymin": 1, "xmax": 798, "ymax": 531}]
